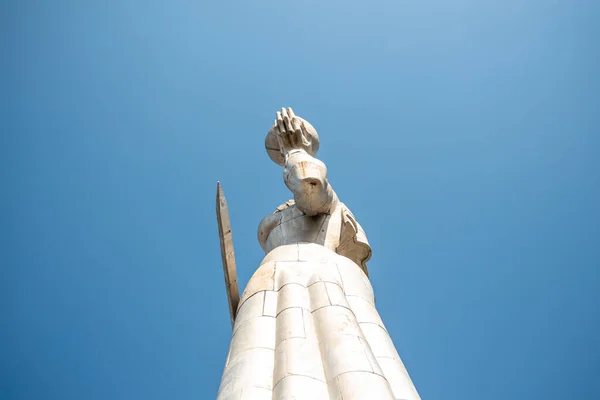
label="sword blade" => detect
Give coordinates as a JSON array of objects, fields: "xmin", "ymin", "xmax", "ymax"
[{"xmin": 216, "ymin": 181, "xmax": 240, "ymax": 328}]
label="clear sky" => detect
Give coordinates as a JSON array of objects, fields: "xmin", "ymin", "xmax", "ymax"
[{"xmin": 2, "ymin": 1, "xmax": 599, "ymax": 399}]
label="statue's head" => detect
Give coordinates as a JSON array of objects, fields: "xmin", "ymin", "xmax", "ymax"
[
  {"xmin": 283, "ymin": 150, "xmax": 335, "ymax": 216},
  {"xmin": 265, "ymin": 117, "xmax": 320, "ymax": 166}
]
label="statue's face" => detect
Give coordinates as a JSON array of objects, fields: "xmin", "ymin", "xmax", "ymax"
[{"xmin": 283, "ymin": 151, "xmax": 332, "ymax": 216}]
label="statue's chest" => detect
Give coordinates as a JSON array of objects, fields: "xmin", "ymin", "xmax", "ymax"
[{"xmin": 265, "ymin": 206, "xmax": 343, "ymax": 252}]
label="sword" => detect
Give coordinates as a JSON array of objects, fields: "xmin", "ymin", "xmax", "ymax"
[{"xmin": 216, "ymin": 182, "xmax": 240, "ymax": 329}]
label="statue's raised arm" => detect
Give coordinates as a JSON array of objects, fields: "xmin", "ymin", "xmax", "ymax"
[{"xmin": 266, "ymin": 107, "xmax": 337, "ymax": 216}]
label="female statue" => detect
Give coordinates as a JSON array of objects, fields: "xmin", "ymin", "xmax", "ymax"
[{"xmin": 217, "ymin": 108, "xmax": 420, "ymax": 400}]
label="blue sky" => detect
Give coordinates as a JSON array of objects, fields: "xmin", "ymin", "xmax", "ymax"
[{"xmin": 2, "ymin": 1, "xmax": 599, "ymax": 399}]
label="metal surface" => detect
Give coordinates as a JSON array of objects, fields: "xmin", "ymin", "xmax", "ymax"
[{"xmin": 216, "ymin": 181, "xmax": 240, "ymax": 328}]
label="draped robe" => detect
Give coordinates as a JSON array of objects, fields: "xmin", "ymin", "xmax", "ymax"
[{"xmin": 217, "ymin": 201, "xmax": 420, "ymax": 400}]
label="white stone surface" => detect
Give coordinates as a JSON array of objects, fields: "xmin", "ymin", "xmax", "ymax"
[
  {"xmin": 230, "ymin": 316, "xmax": 276, "ymax": 356},
  {"xmin": 378, "ymin": 357, "xmax": 421, "ymax": 400},
  {"xmin": 233, "ymin": 291, "xmax": 265, "ymax": 336},
  {"xmin": 218, "ymin": 386, "xmax": 272, "ymax": 400},
  {"xmin": 275, "ymin": 307, "xmax": 306, "ymax": 346},
  {"xmin": 325, "ymin": 282, "xmax": 349, "ymax": 308},
  {"xmin": 239, "ymin": 262, "xmax": 275, "ymax": 304},
  {"xmin": 218, "ymin": 347, "xmax": 274, "ymax": 398},
  {"xmin": 336, "ymin": 255, "xmax": 375, "ymax": 305},
  {"xmin": 359, "ymin": 322, "xmax": 401, "ymax": 360},
  {"xmin": 263, "ymin": 290, "xmax": 278, "ymax": 318},
  {"xmin": 276, "ymin": 284, "xmax": 309, "ymax": 315},
  {"xmin": 217, "ymin": 108, "xmax": 420, "ymax": 400},
  {"xmin": 259, "ymin": 245, "xmax": 298, "ymax": 266},
  {"xmin": 347, "ymin": 295, "xmax": 386, "ymax": 328},
  {"xmin": 308, "ymin": 281, "xmax": 331, "ymax": 312},
  {"xmin": 274, "ymin": 337, "xmax": 326, "ymax": 383},
  {"xmin": 272, "ymin": 375, "xmax": 329, "ymax": 400},
  {"xmin": 336, "ymin": 372, "xmax": 395, "ymax": 400}
]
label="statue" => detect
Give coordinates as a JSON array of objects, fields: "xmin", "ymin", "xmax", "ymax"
[{"xmin": 216, "ymin": 108, "xmax": 420, "ymax": 399}]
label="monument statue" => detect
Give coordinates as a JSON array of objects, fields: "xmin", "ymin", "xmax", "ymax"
[{"xmin": 216, "ymin": 108, "xmax": 420, "ymax": 399}]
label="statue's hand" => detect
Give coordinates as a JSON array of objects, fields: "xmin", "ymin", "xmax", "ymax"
[{"xmin": 275, "ymin": 107, "xmax": 311, "ymax": 155}]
